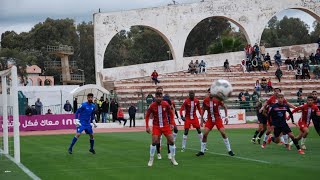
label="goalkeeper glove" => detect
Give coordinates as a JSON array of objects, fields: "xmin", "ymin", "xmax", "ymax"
[{"xmin": 75, "ymin": 119, "xmax": 81, "ymax": 127}]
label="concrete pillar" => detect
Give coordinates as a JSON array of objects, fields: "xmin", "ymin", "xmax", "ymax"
[{"xmin": 60, "ymin": 55, "xmax": 71, "ymax": 85}]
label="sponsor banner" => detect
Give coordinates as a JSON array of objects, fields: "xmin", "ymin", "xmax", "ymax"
[
  {"xmin": 219, "ymin": 109, "xmax": 246, "ymax": 124},
  {"xmin": 0, "ymin": 114, "xmax": 76, "ymax": 132},
  {"xmin": 180, "ymin": 109, "xmax": 246, "ymax": 125}
]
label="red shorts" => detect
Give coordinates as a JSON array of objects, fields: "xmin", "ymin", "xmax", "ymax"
[
  {"xmin": 205, "ymin": 118, "xmax": 224, "ymax": 130},
  {"xmin": 152, "ymin": 126, "xmax": 172, "ymax": 136},
  {"xmin": 298, "ymin": 120, "xmax": 308, "ymax": 131},
  {"xmin": 184, "ymin": 118, "xmax": 200, "ymax": 129}
]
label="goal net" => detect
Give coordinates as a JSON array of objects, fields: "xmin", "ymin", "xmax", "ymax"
[{"xmin": 0, "ymin": 66, "xmax": 20, "ymax": 163}]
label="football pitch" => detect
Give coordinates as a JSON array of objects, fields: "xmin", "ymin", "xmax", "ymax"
[{"xmin": 1, "ymin": 128, "xmax": 319, "ymax": 180}]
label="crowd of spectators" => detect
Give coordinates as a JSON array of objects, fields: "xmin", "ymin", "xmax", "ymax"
[{"xmin": 188, "ymin": 60, "xmax": 206, "ymax": 74}]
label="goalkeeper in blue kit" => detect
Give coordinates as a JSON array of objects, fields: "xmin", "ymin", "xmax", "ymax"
[{"xmin": 68, "ymin": 93, "xmax": 97, "ymax": 154}]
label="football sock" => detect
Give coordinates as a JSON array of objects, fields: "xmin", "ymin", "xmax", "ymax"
[
  {"xmin": 173, "ymin": 132, "xmax": 177, "ymax": 142},
  {"xmin": 150, "ymin": 145, "xmax": 156, "ymax": 157},
  {"xmin": 167, "ymin": 144, "xmax": 170, "ymax": 154},
  {"xmin": 69, "ymin": 136, "xmax": 78, "ymax": 149},
  {"xmin": 291, "ymin": 138, "xmax": 301, "ymax": 150},
  {"xmin": 182, "ymin": 135, "xmax": 187, "ymax": 149},
  {"xmin": 90, "ymin": 138, "xmax": 94, "ymax": 150},
  {"xmin": 156, "ymin": 143, "xmax": 160, "ymax": 154},
  {"xmin": 301, "ymin": 137, "xmax": 306, "ymax": 145},
  {"xmin": 200, "ymin": 142, "xmax": 207, "ymax": 153},
  {"xmin": 169, "ymin": 145, "xmax": 176, "ymax": 156},
  {"xmin": 253, "ymin": 130, "xmax": 259, "ymax": 138},
  {"xmin": 159, "ymin": 135, "xmax": 163, "ymax": 147},
  {"xmin": 223, "ymin": 138, "xmax": 231, "ymax": 152},
  {"xmin": 283, "ymin": 134, "xmax": 288, "ymax": 144},
  {"xmin": 263, "ymin": 134, "xmax": 269, "ymax": 142},
  {"xmin": 280, "ymin": 136, "xmax": 285, "ymax": 144},
  {"xmin": 258, "ymin": 129, "xmax": 266, "ymax": 138}
]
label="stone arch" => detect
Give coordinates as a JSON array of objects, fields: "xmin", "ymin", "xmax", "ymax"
[
  {"xmin": 259, "ymin": 7, "xmax": 320, "ymax": 45},
  {"xmin": 183, "ymin": 16, "xmax": 250, "ymax": 57},
  {"xmin": 44, "ymin": 79, "xmax": 52, "ymax": 86},
  {"xmin": 37, "ymin": 78, "xmax": 43, "ymax": 86},
  {"xmin": 102, "ymin": 25, "xmax": 176, "ymax": 66}
]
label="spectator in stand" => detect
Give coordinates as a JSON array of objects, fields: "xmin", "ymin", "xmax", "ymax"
[
  {"xmin": 291, "ymin": 58, "xmax": 297, "ymax": 69},
  {"xmin": 310, "ymin": 53, "xmax": 315, "ymax": 65},
  {"xmin": 262, "ymin": 60, "xmax": 270, "ymax": 71},
  {"xmin": 73, "ymin": 97, "xmax": 78, "ymax": 113},
  {"xmin": 25, "ymin": 105, "xmax": 33, "ymax": 116},
  {"xmin": 146, "ymin": 93, "xmax": 154, "ymax": 106},
  {"xmin": 241, "ymin": 59, "xmax": 246, "ymax": 72},
  {"xmin": 253, "ymin": 43, "xmax": 259, "ymax": 58},
  {"xmin": 257, "ymin": 56, "xmax": 263, "ymax": 71},
  {"xmin": 285, "ymin": 57, "xmax": 293, "ymax": 71},
  {"xmin": 274, "ymin": 50, "xmax": 282, "ymax": 67},
  {"xmin": 35, "ymin": 98, "xmax": 43, "ymax": 115},
  {"xmin": 195, "ymin": 60, "xmax": 200, "ymax": 74},
  {"xmin": 46, "ymin": 109, "xmax": 53, "ymax": 115},
  {"xmin": 224, "ymin": 59, "xmax": 231, "ymax": 72},
  {"xmin": 296, "ymin": 66, "xmax": 303, "ymax": 80},
  {"xmin": 238, "ymin": 91, "xmax": 245, "ymax": 109},
  {"xmin": 151, "ymin": 70, "xmax": 160, "ymax": 85},
  {"xmin": 313, "ymin": 66, "xmax": 320, "ymax": 80},
  {"xmin": 261, "ymin": 77, "xmax": 268, "ymax": 93},
  {"xmin": 275, "ymin": 67, "xmax": 283, "ymax": 82},
  {"xmin": 315, "ymin": 49, "xmax": 320, "ymax": 65},
  {"xmin": 260, "ymin": 44, "xmax": 266, "ymax": 58},
  {"xmin": 63, "ymin": 100, "xmax": 73, "ymax": 114},
  {"xmin": 267, "ymin": 78, "xmax": 273, "ymax": 93},
  {"xmin": 264, "ymin": 53, "xmax": 272, "ymax": 66},
  {"xmin": 302, "ymin": 66, "xmax": 311, "ymax": 81},
  {"xmin": 244, "ymin": 44, "xmax": 250, "ymax": 59},
  {"xmin": 188, "ymin": 60, "xmax": 197, "ymax": 74},
  {"xmin": 128, "ymin": 104, "xmax": 137, "ymax": 127},
  {"xmin": 246, "ymin": 58, "xmax": 252, "ymax": 72},
  {"xmin": 199, "ymin": 60, "xmax": 206, "ymax": 73},
  {"xmin": 296, "ymin": 56, "xmax": 303, "ymax": 69},
  {"xmin": 101, "ymin": 98, "xmax": 109, "ymax": 123},
  {"xmin": 252, "ymin": 57, "xmax": 258, "ymax": 71},
  {"xmin": 297, "ymin": 88, "xmax": 303, "ymax": 105},
  {"xmin": 317, "ymin": 35, "xmax": 320, "ymax": 48},
  {"xmin": 244, "ymin": 90, "xmax": 251, "ymax": 110},
  {"xmin": 255, "ymin": 80, "xmax": 261, "ymax": 92},
  {"xmin": 252, "ymin": 89, "xmax": 260, "ymax": 103}
]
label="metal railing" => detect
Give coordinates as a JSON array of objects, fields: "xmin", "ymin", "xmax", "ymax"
[
  {"xmin": 47, "ymin": 45, "xmax": 74, "ymax": 54},
  {"xmin": 60, "ymin": 74, "xmax": 85, "ymax": 82},
  {"xmin": 44, "ymin": 61, "xmax": 78, "ymax": 69}
]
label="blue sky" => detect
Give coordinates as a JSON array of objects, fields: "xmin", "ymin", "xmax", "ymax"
[{"xmin": 0, "ymin": 0, "xmax": 317, "ymax": 36}]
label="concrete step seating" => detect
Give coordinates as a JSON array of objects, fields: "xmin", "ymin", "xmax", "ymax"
[{"xmin": 109, "ymin": 64, "xmax": 319, "ymax": 110}]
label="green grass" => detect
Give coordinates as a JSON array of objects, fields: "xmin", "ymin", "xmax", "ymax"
[{"xmin": 2, "ymin": 127, "xmax": 320, "ymax": 180}]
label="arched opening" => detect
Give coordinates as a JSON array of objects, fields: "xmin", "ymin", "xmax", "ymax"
[
  {"xmin": 184, "ymin": 16, "xmax": 248, "ymax": 57},
  {"xmin": 103, "ymin": 26, "xmax": 173, "ymax": 68},
  {"xmin": 37, "ymin": 79, "xmax": 43, "ymax": 86},
  {"xmin": 261, "ymin": 9, "xmax": 320, "ymax": 48},
  {"xmin": 44, "ymin": 79, "xmax": 51, "ymax": 86}
]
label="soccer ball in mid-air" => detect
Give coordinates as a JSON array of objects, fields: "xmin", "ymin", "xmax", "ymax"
[{"xmin": 210, "ymin": 79, "xmax": 233, "ymax": 101}]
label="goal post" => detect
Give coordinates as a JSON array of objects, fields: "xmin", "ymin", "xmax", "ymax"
[{"xmin": 0, "ymin": 66, "xmax": 20, "ymax": 163}]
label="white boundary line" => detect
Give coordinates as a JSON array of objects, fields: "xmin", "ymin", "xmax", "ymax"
[
  {"xmin": 186, "ymin": 147, "xmax": 271, "ymax": 164},
  {"xmin": 0, "ymin": 150, "xmax": 41, "ymax": 180}
]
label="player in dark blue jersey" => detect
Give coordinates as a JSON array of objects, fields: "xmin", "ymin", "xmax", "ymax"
[
  {"xmin": 311, "ymin": 91, "xmax": 320, "ymax": 136},
  {"xmin": 265, "ymin": 93, "xmax": 304, "ymax": 154},
  {"xmin": 68, "ymin": 93, "xmax": 97, "ymax": 154}
]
